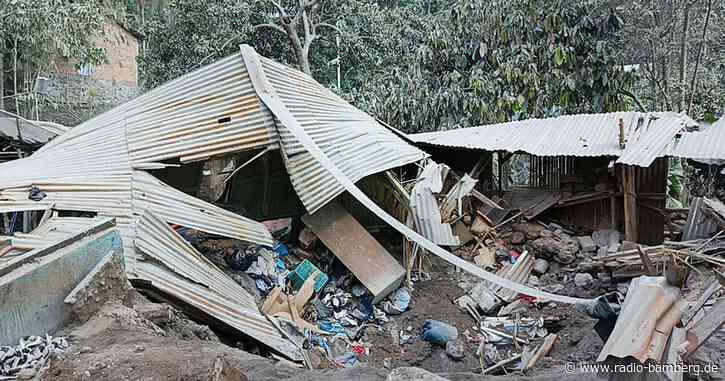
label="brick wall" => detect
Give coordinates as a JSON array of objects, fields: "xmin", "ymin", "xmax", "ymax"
[
  {"xmin": 41, "ymin": 20, "xmax": 141, "ymax": 125},
  {"xmin": 53, "ymin": 21, "xmax": 139, "ymax": 86}
]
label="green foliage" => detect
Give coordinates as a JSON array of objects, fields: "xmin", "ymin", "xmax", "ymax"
[
  {"xmin": 137, "ymin": 0, "xmax": 293, "ymax": 89},
  {"xmin": 1, "ymin": 0, "xmax": 107, "ymax": 69},
  {"xmin": 351, "ymin": 0, "xmax": 636, "ymax": 132}
]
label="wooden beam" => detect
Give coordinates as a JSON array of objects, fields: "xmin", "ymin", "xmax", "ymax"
[
  {"xmin": 623, "ymin": 165, "xmax": 638, "ymax": 242},
  {"xmin": 684, "ymin": 297, "xmax": 725, "ymax": 357}
]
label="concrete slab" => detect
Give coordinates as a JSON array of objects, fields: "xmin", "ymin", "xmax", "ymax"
[{"xmin": 0, "ymin": 219, "xmax": 122, "ymax": 345}]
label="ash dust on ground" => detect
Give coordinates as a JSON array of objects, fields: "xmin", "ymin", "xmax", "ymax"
[{"xmin": 364, "ymin": 255, "xmax": 602, "ymax": 376}]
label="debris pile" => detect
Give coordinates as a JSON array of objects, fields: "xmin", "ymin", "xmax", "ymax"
[{"xmin": 0, "ymin": 335, "xmax": 68, "ymax": 378}]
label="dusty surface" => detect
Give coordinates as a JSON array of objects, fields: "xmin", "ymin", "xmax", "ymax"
[{"xmin": 364, "ymin": 261, "xmax": 603, "ymax": 376}]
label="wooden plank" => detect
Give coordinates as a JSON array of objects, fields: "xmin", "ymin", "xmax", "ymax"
[
  {"xmin": 623, "ymin": 165, "xmax": 638, "ymax": 242},
  {"xmin": 302, "ymin": 202, "xmax": 405, "ymax": 303},
  {"xmin": 524, "ymin": 193, "xmax": 561, "ymax": 220}
]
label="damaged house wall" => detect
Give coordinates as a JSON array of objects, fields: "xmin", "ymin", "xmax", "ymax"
[{"xmin": 408, "ymin": 112, "xmax": 711, "ymax": 244}]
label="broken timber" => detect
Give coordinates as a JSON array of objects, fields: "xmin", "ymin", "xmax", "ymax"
[
  {"xmin": 241, "ymin": 44, "xmax": 589, "ymax": 306},
  {"xmin": 302, "ymin": 202, "xmax": 405, "ymax": 303}
]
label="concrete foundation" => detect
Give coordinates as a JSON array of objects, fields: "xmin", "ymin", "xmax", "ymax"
[{"xmin": 0, "ymin": 220, "xmax": 122, "ymax": 345}]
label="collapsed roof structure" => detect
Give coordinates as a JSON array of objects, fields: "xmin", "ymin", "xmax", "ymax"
[
  {"xmin": 408, "ymin": 113, "xmax": 725, "ymax": 245},
  {"xmin": 0, "ymin": 46, "xmax": 429, "ymax": 359},
  {"xmin": 1, "ymin": 46, "xmax": 598, "ymax": 359}
]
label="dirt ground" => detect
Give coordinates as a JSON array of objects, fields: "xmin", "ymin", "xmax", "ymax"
[{"xmin": 363, "ymin": 259, "xmax": 603, "ymax": 376}]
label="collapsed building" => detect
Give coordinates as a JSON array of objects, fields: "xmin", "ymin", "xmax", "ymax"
[
  {"xmin": 1, "ymin": 46, "xmax": 575, "ymax": 363},
  {"xmin": 409, "ymin": 113, "xmax": 725, "ymax": 245},
  {"xmin": 1, "ymin": 45, "xmax": 724, "ymax": 378}
]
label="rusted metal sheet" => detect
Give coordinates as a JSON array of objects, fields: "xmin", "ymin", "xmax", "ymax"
[
  {"xmin": 597, "ymin": 276, "xmax": 685, "ymax": 364},
  {"xmin": 409, "ymin": 112, "xmax": 698, "ymax": 167},
  {"xmin": 302, "ymin": 201, "xmax": 405, "ymax": 303}
]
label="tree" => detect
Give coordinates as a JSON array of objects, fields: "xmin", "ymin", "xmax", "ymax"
[
  {"xmin": 256, "ymin": 0, "xmax": 340, "ymax": 75},
  {"xmin": 0, "ymin": 0, "xmax": 107, "ymax": 115},
  {"xmin": 137, "ymin": 0, "xmax": 285, "ymax": 89},
  {"xmin": 621, "ymin": 0, "xmax": 725, "ymax": 120},
  {"xmin": 352, "ymin": 0, "xmax": 636, "ymax": 132}
]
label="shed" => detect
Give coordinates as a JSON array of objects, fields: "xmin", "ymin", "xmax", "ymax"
[{"xmin": 408, "ymin": 112, "xmax": 716, "ymax": 244}]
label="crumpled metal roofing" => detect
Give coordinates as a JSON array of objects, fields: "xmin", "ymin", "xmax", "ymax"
[
  {"xmin": 0, "ymin": 46, "xmax": 427, "ymax": 358},
  {"xmin": 410, "ymin": 162, "xmax": 459, "ymax": 246},
  {"xmin": 409, "ymin": 112, "xmax": 699, "ymax": 167},
  {"xmin": 668, "ymin": 118, "xmax": 725, "ymax": 162},
  {"xmin": 0, "ymin": 111, "xmax": 64, "ymax": 146},
  {"xmin": 255, "ymin": 53, "xmax": 428, "ymax": 213}
]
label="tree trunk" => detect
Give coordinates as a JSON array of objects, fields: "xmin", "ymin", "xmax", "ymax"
[
  {"xmin": 678, "ymin": 3, "xmax": 690, "ymax": 112},
  {"xmin": 282, "ymin": 21, "xmax": 311, "ymax": 74},
  {"xmin": 687, "ymin": 0, "xmax": 713, "ymax": 116}
]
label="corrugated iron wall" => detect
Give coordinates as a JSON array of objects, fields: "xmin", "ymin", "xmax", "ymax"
[{"xmin": 634, "ymin": 158, "xmax": 668, "ymax": 244}]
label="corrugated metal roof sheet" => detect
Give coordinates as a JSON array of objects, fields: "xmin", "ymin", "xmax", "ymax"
[
  {"xmin": 410, "ymin": 162, "xmax": 459, "ymax": 246},
  {"xmin": 252, "ymin": 52, "xmax": 428, "ymax": 213},
  {"xmin": 0, "ymin": 46, "xmax": 429, "ymax": 357},
  {"xmin": 597, "ymin": 276, "xmax": 685, "ymax": 364},
  {"xmin": 134, "ymin": 212, "xmax": 301, "ymax": 359},
  {"xmin": 668, "ymin": 118, "xmax": 725, "ymax": 162},
  {"xmin": 409, "ymin": 112, "xmax": 699, "ymax": 167}
]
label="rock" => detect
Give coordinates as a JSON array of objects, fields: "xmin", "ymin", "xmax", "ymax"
[
  {"xmin": 473, "ymin": 248, "xmax": 496, "ymax": 268},
  {"xmin": 420, "ymin": 320, "xmax": 458, "ymax": 345},
  {"xmin": 498, "ymin": 299, "xmax": 529, "ymax": 316},
  {"xmin": 596, "ymin": 272, "xmax": 612, "ymax": 284},
  {"xmin": 511, "ymin": 231, "xmax": 526, "ymax": 245},
  {"xmin": 469, "ymin": 282, "xmax": 501, "ymax": 313},
  {"xmin": 554, "ymin": 251, "xmax": 576, "ymax": 265},
  {"xmin": 533, "ymin": 258, "xmax": 549, "ymax": 274},
  {"xmin": 445, "ymin": 339, "xmax": 466, "ymax": 361},
  {"xmin": 80, "ymin": 346, "xmax": 93, "ymax": 354},
  {"xmin": 16, "ymin": 368, "xmax": 37, "ymax": 380},
  {"xmin": 387, "ymin": 367, "xmax": 449, "ymax": 381},
  {"xmin": 574, "ymin": 273, "xmax": 595, "ymax": 288},
  {"xmin": 134, "ymin": 345, "xmax": 145, "ymax": 353},
  {"xmin": 576, "ymin": 236, "xmax": 596, "ymax": 252},
  {"xmin": 592, "ymin": 229, "xmax": 621, "ymax": 248}
]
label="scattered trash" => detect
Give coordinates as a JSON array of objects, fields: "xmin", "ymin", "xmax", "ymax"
[
  {"xmin": 420, "ymin": 320, "xmax": 459, "ymax": 345},
  {"xmin": 27, "ymin": 185, "xmax": 46, "ymax": 201},
  {"xmin": 0, "ymin": 335, "xmax": 68, "ymax": 377},
  {"xmin": 381, "ymin": 287, "xmax": 411, "ymax": 315}
]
